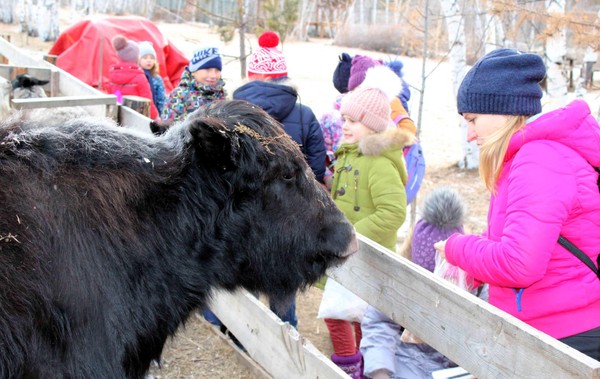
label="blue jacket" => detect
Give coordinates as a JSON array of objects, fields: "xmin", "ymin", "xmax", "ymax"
[
  {"xmin": 233, "ymin": 80, "xmax": 326, "ymax": 183},
  {"xmin": 144, "ymin": 70, "xmax": 166, "ymax": 116}
]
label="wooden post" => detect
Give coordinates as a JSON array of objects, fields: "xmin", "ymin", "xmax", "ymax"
[
  {"xmin": 567, "ymin": 57, "xmax": 574, "ymax": 92},
  {"xmin": 97, "ymin": 36, "xmax": 104, "ymax": 90},
  {"xmin": 0, "ymin": 34, "xmax": 10, "ymax": 64},
  {"xmin": 43, "ymin": 54, "xmax": 58, "ymax": 65},
  {"xmin": 122, "ymin": 95, "xmax": 150, "ymax": 118}
]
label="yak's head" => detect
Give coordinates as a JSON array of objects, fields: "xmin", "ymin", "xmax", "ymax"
[{"xmin": 179, "ymin": 100, "xmax": 357, "ymax": 308}]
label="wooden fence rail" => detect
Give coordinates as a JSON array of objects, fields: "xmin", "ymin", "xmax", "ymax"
[
  {"xmin": 0, "ymin": 36, "xmax": 151, "ymax": 132},
  {"xmin": 211, "ymin": 235, "xmax": 600, "ymax": 378}
]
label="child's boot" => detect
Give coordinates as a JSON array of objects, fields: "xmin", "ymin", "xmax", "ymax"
[{"xmin": 331, "ymin": 351, "xmax": 364, "ymax": 379}]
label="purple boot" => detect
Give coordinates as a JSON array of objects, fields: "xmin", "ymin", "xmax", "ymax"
[{"xmin": 331, "ymin": 351, "xmax": 364, "ymax": 379}]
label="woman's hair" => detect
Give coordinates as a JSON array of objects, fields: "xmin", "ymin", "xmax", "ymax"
[{"xmin": 479, "ymin": 115, "xmax": 529, "ymax": 193}]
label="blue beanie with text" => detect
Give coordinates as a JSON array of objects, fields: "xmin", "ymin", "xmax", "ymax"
[
  {"xmin": 189, "ymin": 46, "xmax": 222, "ymax": 72},
  {"xmin": 457, "ymin": 48, "xmax": 546, "ymax": 116}
]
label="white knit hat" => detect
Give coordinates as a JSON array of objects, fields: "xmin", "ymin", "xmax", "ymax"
[{"xmin": 138, "ymin": 41, "xmax": 156, "ymax": 58}]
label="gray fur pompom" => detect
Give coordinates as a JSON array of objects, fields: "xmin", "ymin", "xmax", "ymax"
[{"xmin": 421, "ymin": 187, "xmax": 466, "ymax": 229}]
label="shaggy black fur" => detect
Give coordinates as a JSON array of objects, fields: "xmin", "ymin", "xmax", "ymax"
[{"xmin": 0, "ymin": 100, "xmax": 356, "ymax": 378}]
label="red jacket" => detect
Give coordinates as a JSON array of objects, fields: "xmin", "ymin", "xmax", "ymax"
[{"xmin": 107, "ymin": 63, "xmax": 158, "ymax": 119}]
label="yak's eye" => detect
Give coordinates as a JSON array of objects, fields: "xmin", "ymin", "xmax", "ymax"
[{"xmin": 282, "ymin": 171, "xmax": 296, "ymax": 182}]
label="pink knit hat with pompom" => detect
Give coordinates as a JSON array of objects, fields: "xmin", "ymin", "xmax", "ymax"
[
  {"xmin": 340, "ymin": 65, "xmax": 402, "ymax": 132},
  {"xmin": 111, "ymin": 35, "xmax": 139, "ymax": 64},
  {"xmin": 247, "ymin": 31, "xmax": 288, "ymax": 79}
]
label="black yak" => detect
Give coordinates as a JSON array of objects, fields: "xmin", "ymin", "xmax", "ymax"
[{"xmin": 0, "ymin": 100, "xmax": 357, "ymax": 378}]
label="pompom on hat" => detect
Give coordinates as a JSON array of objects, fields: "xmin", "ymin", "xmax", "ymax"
[
  {"xmin": 347, "ymin": 55, "xmax": 382, "ymax": 92},
  {"xmin": 138, "ymin": 41, "xmax": 157, "ymax": 58},
  {"xmin": 385, "ymin": 59, "xmax": 411, "ymax": 112},
  {"xmin": 112, "ymin": 35, "xmax": 139, "ymax": 64},
  {"xmin": 189, "ymin": 46, "xmax": 222, "ymax": 72},
  {"xmin": 340, "ymin": 65, "xmax": 403, "ymax": 133},
  {"xmin": 411, "ymin": 187, "xmax": 465, "ymax": 272},
  {"xmin": 247, "ymin": 31, "xmax": 288, "ymax": 79},
  {"xmin": 457, "ymin": 48, "xmax": 546, "ymax": 116}
]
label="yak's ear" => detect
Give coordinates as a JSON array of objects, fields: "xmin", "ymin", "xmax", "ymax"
[{"xmin": 188, "ymin": 116, "xmax": 240, "ymax": 169}]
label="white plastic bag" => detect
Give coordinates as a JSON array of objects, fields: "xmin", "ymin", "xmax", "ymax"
[
  {"xmin": 432, "ymin": 251, "xmax": 476, "ymax": 292},
  {"xmin": 317, "ymin": 278, "xmax": 368, "ymax": 323}
]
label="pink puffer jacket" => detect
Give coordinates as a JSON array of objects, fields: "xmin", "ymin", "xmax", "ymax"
[{"xmin": 446, "ymin": 99, "xmax": 600, "ymax": 339}]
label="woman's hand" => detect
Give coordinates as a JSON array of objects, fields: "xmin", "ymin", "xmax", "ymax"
[{"xmin": 434, "ymin": 240, "xmax": 447, "ymax": 259}]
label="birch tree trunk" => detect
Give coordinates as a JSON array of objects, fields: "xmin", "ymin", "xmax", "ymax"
[
  {"xmin": 384, "ymin": 0, "xmax": 389, "ymax": 24},
  {"xmin": 439, "ymin": 0, "xmax": 478, "ymax": 169},
  {"xmin": 293, "ymin": 0, "xmax": 315, "ymax": 41},
  {"xmin": 371, "ymin": 0, "xmax": 377, "ymax": 24},
  {"xmin": 347, "ymin": 2, "xmax": 355, "ymax": 24},
  {"xmin": 238, "ymin": 0, "xmax": 248, "ymax": 79},
  {"xmin": 38, "ymin": 0, "xmax": 60, "ymax": 41},
  {"xmin": 544, "ymin": 0, "xmax": 568, "ymax": 107},
  {"xmin": 358, "ymin": 0, "xmax": 364, "ymax": 24},
  {"xmin": 0, "ymin": 0, "xmax": 15, "ymax": 23},
  {"xmin": 485, "ymin": 10, "xmax": 505, "ymax": 53}
]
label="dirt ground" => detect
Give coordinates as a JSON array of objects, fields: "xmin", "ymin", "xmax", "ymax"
[{"xmin": 0, "ymin": 13, "xmax": 596, "ymax": 379}]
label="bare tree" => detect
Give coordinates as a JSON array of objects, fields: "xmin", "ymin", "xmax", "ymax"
[
  {"xmin": 0, "ymin": 0, "xmax": 15, "ymax": 23},
  {"xmin": 545, "ymin": 0, "xmax": 568, "ymax": 106},
  {"xmin": 440, "ymin": 0, "xmax": 479, "ymax": 169}
]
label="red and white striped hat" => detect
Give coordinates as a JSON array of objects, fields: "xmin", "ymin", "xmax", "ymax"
[{"xmin": 247, "ymin": 31, "xmax": 288, "ymax": 79}]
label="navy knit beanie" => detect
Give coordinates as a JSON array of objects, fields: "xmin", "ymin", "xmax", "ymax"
[
  {"xmin": 332, "ymin": 52, "xmax": 353, "ymax": 94},
  {"xmin": 457, "ymin": 48, "xmax": 546, "ymax": 116}
]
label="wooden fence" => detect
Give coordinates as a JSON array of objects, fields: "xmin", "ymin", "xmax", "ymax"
[
  {"xmin": 0, "ymin": 36, "xmax": 151, "ymax": 134},
  {"xmin": 211, "ymin": 234, "xmax": 600, "ymax": 378}
]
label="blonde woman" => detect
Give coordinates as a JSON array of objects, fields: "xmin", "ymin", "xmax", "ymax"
[{"xmin": 435, "ymin": 48, "xmax": 600, "ymax": 360}]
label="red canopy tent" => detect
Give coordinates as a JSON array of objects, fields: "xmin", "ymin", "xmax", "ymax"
[{"xmin": 49, "ymin": 16, "xmax": 188, "ymax": 94}]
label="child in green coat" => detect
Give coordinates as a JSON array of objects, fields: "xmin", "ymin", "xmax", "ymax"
[{"xmin": 323, "ymin": 65, "xmax": 414, "ymax": 378}]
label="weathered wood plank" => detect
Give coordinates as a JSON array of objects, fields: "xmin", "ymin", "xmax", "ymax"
[
  {"xmin": 117, "ymin": 105, "xmax": 152, "ymax": 134},
  {"xmin": 210, "ymin": 289, "xmax": 349, "ymax": 379},
  {"xmin": 122, "ymin": 95, "xmax": 150, "ymax": 118},
  {"xmin": 329, "ymin": 235, "xmax": 600, "ymax": 379},
  {"xmin": 11, "ymin": 95, "xmax": 117, "ymax": 109},
  {"xmin": 204, "ymin": 321, "xmax": 273, "ymax": 379}
]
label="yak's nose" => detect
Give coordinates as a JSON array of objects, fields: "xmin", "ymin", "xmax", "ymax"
[{"xmin": 342, "ymin": 229, "xmax": 359, "ymax": 258}]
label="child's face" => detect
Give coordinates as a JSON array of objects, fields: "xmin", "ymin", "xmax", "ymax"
[
  {"xmin": 191, "ymin": 68, "xmax": 221, "ymax": 87},
  {"xmin": 341, "ymin": 115, "xmax": 373, "ymax": 144},
  {"xmin": 139, "ymin": 54, "xmax": 156, "ymax": 70}
]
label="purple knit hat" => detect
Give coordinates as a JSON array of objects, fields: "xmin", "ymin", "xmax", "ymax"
[
  {"xmin": 411, "ymin": 187, "xmax": 465, "ymax": 272},
  {"xmin": 347, "ymin": 55, "xmax": 382, "ymax": 92}
]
